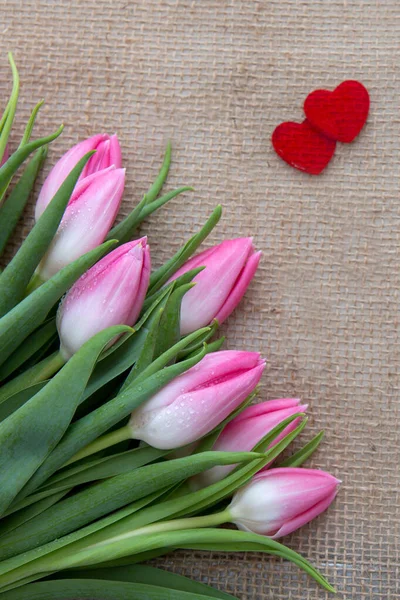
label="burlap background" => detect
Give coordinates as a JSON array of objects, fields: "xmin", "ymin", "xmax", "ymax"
[{"xmin": 1, "ymin": 0, "xmax": 399, "ymax": 598}]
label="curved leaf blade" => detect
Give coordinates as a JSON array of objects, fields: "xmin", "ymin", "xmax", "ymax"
[
  {"xmin": 148, "ymin": 206, "xmax": 222, "ymax": 294},
  {"xmin": 0, "ymin": 452, "xmax": 259, "ymax": 561},
  {"xmin": 0, "ymin": 124, "xmax": 63, "ymax": 200},
  {"xmin": 0, "ymin": 151, "xmax": 95, "ymax": 316},
  {"xmin": 0, "ymin": 240, "xmax": 116, "ymax": 366},
  {"xmin": 0, "ymin": 318, "xmax": 57, "ymax": 383},
  {"xmin": 0, "ymin": 578, "xmax": 225, "ymax": 599},
  {"xmin": 0, "ymin": 147, "xmax": 47, "ymax": 258},
  {"xmin": 0, "ymin": 325, "xmax": 131, "ymax": 515}
]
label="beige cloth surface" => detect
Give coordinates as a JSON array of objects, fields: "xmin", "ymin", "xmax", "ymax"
[{"xmin": 1, "ymin": 1, "xmax": 399, "ymax": 598}]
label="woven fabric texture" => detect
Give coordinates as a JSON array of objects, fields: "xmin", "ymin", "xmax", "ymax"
[{"xmin": 1, "ymin": 1, "xmax": 399, "ymax": 598}]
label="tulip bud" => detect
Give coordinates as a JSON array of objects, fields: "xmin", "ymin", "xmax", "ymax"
[
  {"xmin": 35, "ymin": 133, "xmax": 122, "ymax": 219},
  {"xmin": 37, "ymin": 167, "xmax": 125, "ymax": 280},
  {"xmin": 228, "ymin": 467, "xmax": 340, "ymax": 539},
  {"xmin": 168, "ymin": 238, "xmax": 261, "ymax": 335},
  {"xmin": 57, "ymin": 238, "xmax": 150, "ymax": 359},
  {"xmin": 128, "ymin": 350, "xmax": 266, "ymax": 449},
  {"xmin": 0, "ymin": 143, "xmax": 9, "ymax": 166},
  {"xmin": 191, "ymin": 398, "xmax": 308, "ymax": 489}
]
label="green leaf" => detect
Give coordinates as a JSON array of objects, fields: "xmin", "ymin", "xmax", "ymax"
[
  {"xmin": 278, "ymin": 430, "xmax": 325, "ymax": 467},
  {"xmin": 22, "ymin": 446, "xmax": 168, "ymax": 507},
  {"xmin": 129, "ymin": 328, "xmax": 210, "ymax": 388},
  {"xmin": 109, "ymin": 187, "xmax": 193, "ymax": 244},
  {"xmin": 0, "ymin": 494, "xmax": 163, "ymax": 584},
  {"xmin": 0, "ymin": 147, "xmax": 47, "ymax": 258},
  {"xmin": 15, "ymin": 333, "xmax": 211, "ymax": 498},
  {"xmin": 146, "ymin": 140, "xmax": 171, "ymax": 203},
  {"xmin": 0, "ymin": 452, "xmax": 259, "ymax": 562},
  {"xmin": 178, "ymin": 530, "xmax": 335, "ymax": 593},
  {"xmin": 191, "ymin": 336, "xmax": 224, "ymax": 356},
  {"xmin": 0, "ymin": 151, "xmax": 95, "ymax": 316},
  {"xmin": 133, "ymin": 187, "xmax": 193, "ymax": 230},
  {"xmin": 0, "ymin": 351, "xmax": 64, "ymax": 408},
  {"xmin": 0, "ymin": 382, "xmax": 46, "ymax": 423},
  {"xmin": 148, "ymin": 205, "xmax": 222, "ymax": 294},
  {"xmin": 0, "ymin": 325, "xmax": 131, "ymax": 516},
  {"xmin": 3, "ymin": 446, "xmax": 167, "ymax": 518},
  {"xmin": 0, "ymin": 240, "xmax": 116, "ymax": 367},
  {"xmin": 57, "ymin": 565, "xmax": 237, "ymax": 599},
  {"xmin": 49, "ymin": 528, "xmax": 334, "ymax": 593},
  {"xmin": 0, "ymin": 490, "xmax": 70, "ymax": 538},
  {"xmin": 0, "ymin": 53, "xmax": 19, "ymax": 166},
  {"xmin": 0, "ymin": 124, "xmax": 64, "ymax": 201},
  {"xmin": 153, "ymin": 283, "xmax": 194, "ymax": 359},
  {"xmin": 106, "ymin": 141, "xmax": 173, "ymax": 243},
  {"xmin": 0, "ymin": 578, "xmax": 230, "ymax": 599},
  {"xmin": 119, "ymin": 309, "xmax": 164, "ymax": 390},
  {"xmin": 86, "ymin": 548, "xmax": 169, "ymax": 568},
  {"xmin": 18, "ymin": 100, "xmax": 44, "ymax": 147},
  {"xmin": 141, "ymin": 266, "xmax": 204, "ymax": 314},
  {"xmin": 177, "ymin": 320, "xmax": 219, "ymax": 360},
  {"xmin": 0, "ymin": 319, "xmax": 57, "ymax": 383}
]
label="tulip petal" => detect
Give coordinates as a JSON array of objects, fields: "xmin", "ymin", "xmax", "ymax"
[
  {"xmin": 271, "ymin": 488, "xmax": 339, "ymax": 539},
  {"xmin": 215, "ymin": 250, "xmax": 261, "ymax": 325},
  {"xmin": 57, "ymin": 238, "xmax": 150, "ymax": 358},
  {"xmin": 35, "ymin": 134, "xmax": 108, "ymax": 219},
  {"xmin": 131, "ymin": 351, "xmax": 262, "ymax": 415},
  {"xmin": 84, "ymin": 134, "xmax": 122, "ymax": 176},
  {"xmin": 231, "ymin": 398, "xmax": 301, "ymax": 422},
  {"xmin": 130, "ymin": 361, "xmax": 265, "ymax": 449},
  {"xmin": 179, "ymin": 238, "xmax": 254, "ymax": 335},
  {"xmin": 38, "ymin": 168, "xmax": 125, "ymax": 279},
  {"xmin": 193, "ymin": 401, "xmax": 306, "ymax": 488},
  {"xmin": 230, "ymin": 468, "xmax": 340, "ymax": 538}
]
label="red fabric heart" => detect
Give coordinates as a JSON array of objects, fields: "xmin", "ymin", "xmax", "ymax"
[
  {"xmin": 272, "ymin": 120, "xmax": 336, "ymax": 175},
  {"xmin": 304, "ymin": 80, "xmax": 369, "ymax": 143}
]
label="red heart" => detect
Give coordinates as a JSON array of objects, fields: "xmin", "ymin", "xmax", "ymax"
[
  {"xmin": 304, "ymin": 80, "xmax": 369, "ymax": 143},
  {"xmin": 272, "ymin": 120, "xmax": 336, "ymax": 175}
]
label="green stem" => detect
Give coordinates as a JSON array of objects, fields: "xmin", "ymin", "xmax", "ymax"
[
  {"xmin": 63, "ymin": 425, "xmax": 132, "ymax": 466},
  {"xmin": 0, "ymin": 351, "xmax": 65, "ymax": 407},
  {"xmin": 25, "ymin": 272, "xmax": 45, "ymax": 296},
  {"xmin": 125, "ymin": 509, "xmax": 231, "ymax": 540},
  {"xmin": 51, "ymin": 510, "xmax": 232, "ymax": 571}
]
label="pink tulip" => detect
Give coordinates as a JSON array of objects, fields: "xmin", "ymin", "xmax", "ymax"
[
  {"xmin": 128, "ymin": 350, "xmax": 266, "ymax": 449},
  {"xmin": 57, "ymin": 238, "xmax": 150, "ymax": 359},
  {"xmin": 37, "ymin": 167, "xmax": 125, "ymax": 280},
  {"xmin": 228, "ymin": 467, "xmax": 340, "ymax": 539},
  {"xmin": 168, "ymin": 238, "xmax": 261, "ymax": 335},
  {"xmin": 0, "ymin": 143, "xmax": 9, "ymax": 166},
  {"xmin": 35, "ymin": 133, "xmax": 122, "ymax": 219},
  {"xmin": 191, "ymin": 398, "xmax": 308, "ymax": 489}
]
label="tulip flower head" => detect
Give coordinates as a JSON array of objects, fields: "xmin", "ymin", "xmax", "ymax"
[
  {"xmin": 37, "ymin": 166, "xmax": 125, "ymax": 280},
  {"xmin": 228, "ymin": 467, "xmax": 340, "ymax": 539},
  {"xmin": 129, "ymin": 350, "xmax": 266, "ymax": 449},
  {"xmin": 168, "ymin": 238, "xmax": 261, "ymax": 335},
  {"xmin": 35, "ymin": 133, "xmax": 122, "ymax": 219},
  {"xmin": 57, "ymin": 238, "xmax": 150, "ymax": 359},
  {"xmin": 191, "ymin": 398, "xmax": 308, "ymax": 489}
]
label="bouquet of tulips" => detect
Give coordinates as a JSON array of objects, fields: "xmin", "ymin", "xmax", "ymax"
[{"xmin": 0, "ymin": 53, "xmax": 340, "ymax": 599}]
